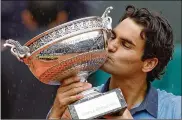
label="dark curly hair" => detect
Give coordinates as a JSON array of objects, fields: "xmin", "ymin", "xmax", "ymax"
[{"xmin": 120, "ymin": 5, "xmax": 174, "ymax": 82}]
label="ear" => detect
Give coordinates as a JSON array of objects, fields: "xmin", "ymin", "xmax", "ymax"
[
  {"xmin": 142, "ymin": 58, "xmax": 158, "ymax": 73},
  {"xmin": 55, "ymin": 10, "xmax": 69, "ymax": 24},
  {"xmin": 21, "ymin": 10, "xmax": 38, "ymax": 31}
]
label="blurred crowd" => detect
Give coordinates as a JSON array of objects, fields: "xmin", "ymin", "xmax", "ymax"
[{"xmin": 1, "ymin": 1, "xmax": 91, "ymax": 48}]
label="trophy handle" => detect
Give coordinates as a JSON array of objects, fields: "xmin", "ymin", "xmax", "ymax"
[
  {"xmin": 3, "ymin": 39, "xmax": 31, "ymax": 61},
  {"xmin": 101, "ymin": 6, "xmax": 113, "ymax": 19},
  {"xmin": 101, "ymin": 6, "xmax": 113, "ymax": 30}
]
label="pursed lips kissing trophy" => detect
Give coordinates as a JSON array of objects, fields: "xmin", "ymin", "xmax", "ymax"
[{"xmin": 4, "ymin": 6, "xmax": 127, "ymax": 119}]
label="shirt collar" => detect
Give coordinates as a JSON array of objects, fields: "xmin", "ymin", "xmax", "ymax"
[
  {"xmin": 101, "ymin": 78, "xmax": 110, "ymax": 93},
  {"xmin": 101, "ymin": 78, "xmax": 158, "ymax": 118}
]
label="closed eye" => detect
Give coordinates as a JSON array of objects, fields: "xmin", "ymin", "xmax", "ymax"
[
  {"xmin": 120, "ymin": 37, "xmax": 136, "ymax": 48},
  {"xmin": 121, "ymin": 40, "xmax": 132, "ymax": 49}
]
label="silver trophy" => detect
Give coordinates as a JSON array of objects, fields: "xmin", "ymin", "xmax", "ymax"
[{"xmin": 4, "ymin": 7, "xmax": 127, "ymax": 119}]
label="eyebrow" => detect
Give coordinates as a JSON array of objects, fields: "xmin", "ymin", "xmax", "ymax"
[{"xmin": 112, "ymin": 30, "xmax": 136, "ymax": 47}]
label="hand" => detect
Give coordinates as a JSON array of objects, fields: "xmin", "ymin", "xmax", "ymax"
[
  {"xmin": 103, "ymin": 108, "xmax": 133, "ymax": 119},
  {"xmin": 61, "ymin": 108, "xmax": 71, "ymax": 119},
  {"xmin": 48, "ymin": 75, "xmax": 92, "ymax": 119}
]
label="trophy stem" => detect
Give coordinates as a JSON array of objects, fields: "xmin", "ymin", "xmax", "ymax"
[
  {"xmin": 77, "ymin": 71, "xmax": 89, "ymax": 82},
  {"xmin": 74, "ymin": 71, "xmax": 101, "ymax": 103}
]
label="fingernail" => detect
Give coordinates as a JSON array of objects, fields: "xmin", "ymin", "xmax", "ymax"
[
  {"xmin": 86, "ymin": 83, "xmax": 92, "ymax": 88},
  {"xmin": 83, "ymin": 84, "xmax": 91, "ymax": 90},
  {"xmin": 76, "ymin": 94, "xmax": 83, "ymax": 99}
]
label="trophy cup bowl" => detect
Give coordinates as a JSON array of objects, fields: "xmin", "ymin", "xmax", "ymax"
[{"xmin": 4, "ymin": 6, "xmax": 127, "ymax": 119}]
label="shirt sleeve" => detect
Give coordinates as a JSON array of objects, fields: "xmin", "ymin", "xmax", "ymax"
[{"xmin": 46, "ymin": 107, "xmax": 53, "ymax": 119}]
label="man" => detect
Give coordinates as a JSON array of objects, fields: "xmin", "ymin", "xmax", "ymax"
[
  {"xmin": 1, "ymin": 1, "xmax": 90, "ymax": 118},
  {"xmin": 47, "ymin": 5, "xmax": 181, "ymax": 119}
]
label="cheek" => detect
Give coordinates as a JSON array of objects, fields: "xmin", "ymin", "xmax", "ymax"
[{"xmin": 116, "ymin": 50, "xmax": 143, "ymax": 68}]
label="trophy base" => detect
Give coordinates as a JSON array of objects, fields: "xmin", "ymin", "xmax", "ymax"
[{"xmin": 68, "ymin": 88, "xmax": 127, "ymax": 119}]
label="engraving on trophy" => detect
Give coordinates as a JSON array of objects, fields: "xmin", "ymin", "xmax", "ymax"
[{"xmin": 27, "ymin": 18, "xmax": 104, "ymax": 54}]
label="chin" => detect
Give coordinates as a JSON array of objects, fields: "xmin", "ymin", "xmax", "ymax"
[
  {"xmin": 100, "ymin": 64, "xmax": 113, "ymax": 74},
  {"xmin": 100, "ymin": 63, "xmax": 106, "ymax": 70}
]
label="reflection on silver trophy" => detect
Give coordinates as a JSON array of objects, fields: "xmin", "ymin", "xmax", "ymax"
[{"xmin": 4, "ymin": 6, "xmax": 127, "ymax": 119}]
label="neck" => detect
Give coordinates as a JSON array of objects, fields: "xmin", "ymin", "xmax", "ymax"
[{"xmin": 109, "ymin": 74, "xmax": 148, "ymax": 110}]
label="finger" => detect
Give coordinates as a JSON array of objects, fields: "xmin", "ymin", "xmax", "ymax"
[
  {"xmin": 57, "ymin": 82, "xmax": 91, "ymax": 93},
  {"xmin": 53, "ymin": 94, "xmax": 83, "ymax": 118},
  {"xmin": 57, "ymin": 82, "xmax": 84, "ymax": 93},
  {"xmin": 61, "ymin": 108, "xmax": 72, "ymax": 119},
  {"xmin": 61, "ymin": 76, "xmax": 80, "ymax": 86},
  {"xmin": 62, "ymin": 83, "xmax": 92, "ymax": 97},
  {"xmin": 122, "ymin": 109, "xmax": 133, "ymax": 119},
  {"xmin": 58, "ymin": 94, "xmax": 84, "ymax": 107}
]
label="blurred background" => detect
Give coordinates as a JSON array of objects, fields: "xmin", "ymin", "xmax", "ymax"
[{"xmin": 1, "ymin": 0, "xmax": 181, "ymax": 119}]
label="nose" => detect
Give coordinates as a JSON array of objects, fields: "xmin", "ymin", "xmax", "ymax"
[{"xmin": 107, "ymin": 39, "xmax": 118, "ymax": 53}]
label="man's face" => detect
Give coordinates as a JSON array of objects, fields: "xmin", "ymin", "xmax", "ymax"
[{"xmin": 101, "ymin": 18, "xmax": 146, "ymax": 78}]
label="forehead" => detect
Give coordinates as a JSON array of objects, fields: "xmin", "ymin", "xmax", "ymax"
[{"xmin": 114, "ymin": 18, "xmax": 144, "ymax": 41}]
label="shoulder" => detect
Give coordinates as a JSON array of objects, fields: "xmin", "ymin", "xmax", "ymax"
[
  {"xmin": 157, "ymin": 89, "xmax": 181, "ymax": 119},
  {"xmin": 157, "ymin": 89, "xmax": 181, "ymax": 106}
]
